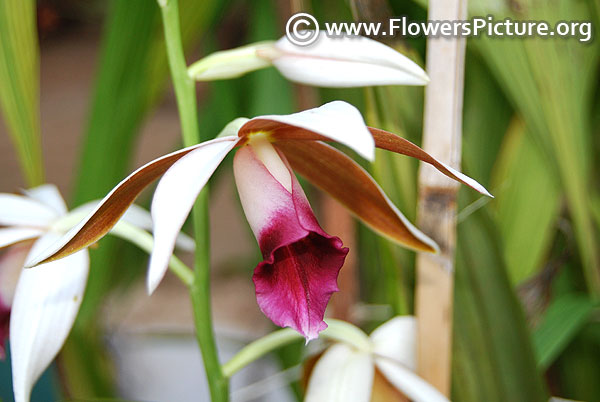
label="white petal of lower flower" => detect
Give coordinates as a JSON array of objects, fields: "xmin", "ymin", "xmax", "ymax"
[
  {"xmin": 120, "ymin": 203, "xmax": 195, "ymax": 252},
  {"xmin": 370, "ymin": 316, "xmax": 417, "ymax": 370},
  {"xmin": 0, "ymin": 244, "xmax": 30, "ymax": 307},
  {"xmin": 0, "ymin": 228, "xmax": 43, "ymax": 249},
  {"xmin": 10, "ymin": 233, "xmax": 89, "ymax": 402},
  {"xmin": 22, "ymin": 184, "xmax": 68, "ymax": 216},
  {"xmin": 248, "ymin": 101, "xmax": 375, "ymax": 161},
  {"xmin": 0, "ymin": 194, "xmax": 58, "ymax": 227},
  {"xmin": 120, "ymin": 203, "xmax": 154, "ymax": 230},
  {"xmin": 56, "ymin": 201, "xmax": 195, "ymax": 252},
  {"xmin": 305, "ymin": 343, "xmax": 374, "ymax": 402},
  {"xmin": 375, "ymin": 357, "xmax": 449, "ymax": 402},
  {"xmin": 64, "ymin": 201, "xmax": 156, "ymax": 232},
  {"xmin": 273, "ymin": 32, "xmax": 429, "ymax": 87},
  {"xmin": 148, "ymin": 138, "xmax": 238, "ymax": 293}
]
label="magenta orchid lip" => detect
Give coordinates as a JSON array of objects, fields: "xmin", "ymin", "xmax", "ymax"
[{"xmin": 235, "ymin": 143, "xmax": 348, "ymax": 340}]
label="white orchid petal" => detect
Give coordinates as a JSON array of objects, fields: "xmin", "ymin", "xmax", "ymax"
[
  {"xmin": 148, "ymin": 138, "xmax": 238, "ymax": 293},
  {"xmin": 370, "ymin": 316, "xmax": 417, "ymax": 370},
  {"xmin": 441, "ymin": 162, "xmax": 493, "ymax": 198},
  {"xmin": 375, "ymin": 357, "xmax": 449, "ymax": 402},
  {"xmin": 0, "ymin": 194, "xmax": 57, "ymax": 227},
  {"xmin": 10, "ymin": 234, "xmax": 89, "ymax": 402},
  {"xmin": 244, "ymin": 101, "xmax": 375, "ymax": 161},
  {"xmin": 305, "ymin": 343, "xmax": 374, "ymax": 402},
  {"xmin": 273, "ymin": 32, "xmax": 428, "ymax": 87},
  {"xmin": 0, "ymin": 228, "xmax": 43, "ymax": 249},
  {"xmin": 22, "ymin": 184, "xmax": 68, "ymax": 215},
  {"xmin": 120, "ymin": 203, "xmax": 153, "ymax": 230}
]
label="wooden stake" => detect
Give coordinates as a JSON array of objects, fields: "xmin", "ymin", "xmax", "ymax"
[{"xmin": 415, "ymin": 0, "xmax": 467, "ymax": 396}]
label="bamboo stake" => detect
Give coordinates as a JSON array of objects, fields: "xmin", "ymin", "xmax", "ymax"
[{"xmin": 415, "ymin": 0, "xmax": 467, "ymax": 396}]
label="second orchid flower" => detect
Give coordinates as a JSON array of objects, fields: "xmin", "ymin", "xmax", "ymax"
[{"xmin": 27, "ymin": 101, "xmax": 491, "ymax": 341}]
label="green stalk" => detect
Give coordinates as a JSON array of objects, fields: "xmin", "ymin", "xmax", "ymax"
[
  {"xmin": 222, "ymin": 319, "xmax": 371, "ymax": 378},
  {"xmin": 159, "ymin": 0, "xmax": 228, "ymax": 400},
  {"xmin": 222, "ymin": 329, "xmax": 302, "ymax": 378}
]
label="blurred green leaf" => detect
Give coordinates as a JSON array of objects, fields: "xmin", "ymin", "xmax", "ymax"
[
  {"xmin": 0, "ymin": 0, "xmax": 43, "ymax": 186},
  {"xmin": 533, "ymin": 294, "xmax": 596, "ymax": 370},
  {"xmin": 244, "ymin": 0, "xmax": 293, "ymax": 116},
  {"xmin": 453, "ymin": 197, "xmax": 547, "ymax": 402},
  {"xmin": 556, "ymin": 322, "xmax": 600, "ymax": 401},
  {"xmin": 462, "ymin": 51, "xmax": 511, "ymax": 185},
  {"xmin": 473, "ymin": 0, "xmax": 600, "ymax": 294},
  {"xmin": 491, "ymin": 119, "xmax": 561, "ymax": 284}
]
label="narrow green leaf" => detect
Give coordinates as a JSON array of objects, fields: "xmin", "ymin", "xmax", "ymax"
[
  {"xmin": 73, "ymin": 0, "xmax": 160, "ymax": 205},
  {"xmin": 453, "ymin": 197, "xmax": 548, "ymax": 402},
  {"xmin": 556, "ymin": 322, "xmax": 600, "ymax": 401},
  {"xmin": 492, "ymin": 119, "xmax": 561, "ymax": 284},
  {"xmin": 533, "ymin": 294, "xmax": 596, "ymax": 370},
  {"xmin": 0, "ymin": 0, "xmax": 43, "ymax": 186},
  {"xmin": 462, "ymin": 51, "xmax": 511, "ymax": 185}
]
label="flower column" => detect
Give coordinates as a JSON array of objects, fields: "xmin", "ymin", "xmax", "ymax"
[{"xmin": 415, "ymin": 0, "xmax": 467, "ymax": 396}]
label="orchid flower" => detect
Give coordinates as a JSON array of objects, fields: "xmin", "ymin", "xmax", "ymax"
[
  {"xmin": 27, "ymin": 101, "xmax": 491, "ymax": 342},
  {"xmin": 0, "ymin": 184, "xmax": 192, "ymax": 402},
  {"xmin": 305, "ymin": 316, "xmax": 447, "ymax": 402},
  {"xmin": 188, "ymin": 32, "xmax": 429, "ymax": 87}
]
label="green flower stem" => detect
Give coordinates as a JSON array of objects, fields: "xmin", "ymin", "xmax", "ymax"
[
  {"xmin": 159, "ymin": 0, "xmax": 228, "ymax": 401},
  {"xmin": 222, "ymin": 320, "xmax": 371, "ymax": 378},
  {"xmin": 320, "ymin": 319, "xmax": 372, "ymax": 351},
  {"xmin": 222, "ymin": 329, "xmax": 303, "ymax": 378},
  {"xmin": 160, "ymin": 0, "xmax": 198, "ymax": 147}
]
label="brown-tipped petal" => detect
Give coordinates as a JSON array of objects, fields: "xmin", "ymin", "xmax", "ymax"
[
  {"xmin": 369, "ymin": 127, "xmax": 493, "ymax": 197},
  {"xmin": 26, "ymin": 136, "xmax": 239, "ymax": 267},
  {"xmin": 276, "ymin": 140, "xmax": 438, "ymax": 253}
]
